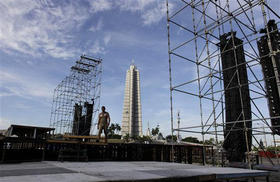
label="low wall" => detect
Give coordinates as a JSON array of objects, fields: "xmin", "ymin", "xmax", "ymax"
[{"xmin": 0, "ymin": 137, "xmax": 212, "ymax": 164}]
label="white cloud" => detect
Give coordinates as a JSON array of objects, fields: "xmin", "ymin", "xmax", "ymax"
[
  {"xmin": 0, "ymin": 0, "xmax": 89, "ymax": 58},
  {"xmin": 0, "ymin": 0, "xmax": 172, "ymax": 59},
  {"xmin": 14, "ymin": 103, "xmax": 32, "ymax": 110},
  {"xmin": 0, "ymin": 118, "xmax": 11, "ymax": 129},
  {"xmin": 103, "ymin": 33, "xmax": 112, "ymax": 45},
  {"xmin": 108, "ymin": 30, "xmax": 165, "ymax": 48},
  {"xmin": 90, "ymin": 40, "xmax": 105, "ymax": 54},
  {"xmin": 116, "ymin": 0, "xmax": 155, "ymax": 12},
  {"xmin": 89, "ymin": 18, "xmax": 104, "ymax": 32},
  {"xmin": 0, "ymin": 70, "xmax": 53, "ymax": 99},
  {"xmin": 142, "ymin": 1, "xmax": 168, "ymax": 25},
  {"xmin": 115, "ymin": 0, "xmax": 174, "ymax": 26},
  {"xmin": 102, "ymin": 83, "xmax": 123, "ymax": 97},
  {"xmin": 89, "ymin": 0, "xmax": 112, "ymax": 13}
]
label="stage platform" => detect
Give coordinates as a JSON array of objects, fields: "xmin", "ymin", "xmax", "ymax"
[{"xmin": 0, "ymin": 161, "xmax": 270, "ymax": 182}]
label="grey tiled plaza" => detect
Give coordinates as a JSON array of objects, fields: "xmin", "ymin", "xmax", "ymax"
[{"xmin": 0, "ymin": 161, "xmax": 271, "ymax": 182}]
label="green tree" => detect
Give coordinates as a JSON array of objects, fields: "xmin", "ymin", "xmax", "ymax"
[
  {"xmin": 107, "ymin": 123, "xmax": 116, "ymax": 136},
  {"xmin": 204, "ymin": 138, "xmax": 215, "ymax": 145},
  {"xmin": 107, "ymin": 123, "xmax": 122, "ymax": 139},
  {"xmin": 151, "ymin": 125, "xmax": 160, "ymax": 136},
  {"xmin": 182, "ymin": 136, "xmax": 200, "ymax": 143},
  {"xmin": 123, "ymin": 133, "xmax": 130, "ymax": 142},
  {"xmin": 142, "ymin": 135, "xmax": 152, "ymax": 142},
  {"xmin": 266, "ymin": 146, "xmax": 280, "ymax": 152},
  {"xmin": 166, "ymin": 135, "xmax": 177, "ymax": 142},
  {"xmin": 115, "ymin": 123, "xmax": 121, "ymax": 134},
  {"xmin": 158, "ymin": 132, "xmax": 164, "ymax": 140},
  {"xmin": 132, "ymin": 135, "xmax": 152, "ymax": 143}
]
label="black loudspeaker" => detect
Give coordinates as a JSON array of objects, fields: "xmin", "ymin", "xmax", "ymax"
[
  {"xmin": 219, "ymin": 32, "xmax": 252, "ymax": 162},
  {"xmin": 78, "ymin": 102, "xmax": 93, "ymax": 136},
  {"xmin": 72, "ymin": 102, "xmax": 93, "ymax": 136},
  {"xmin": 257, "ymin": 20, "xmax": 280, "ymax": 135},
  {"xmin": 72, "ymin": 103, "xmax": 82, "ymax": 135}
]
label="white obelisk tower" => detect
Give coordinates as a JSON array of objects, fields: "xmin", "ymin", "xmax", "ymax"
[{"xmin": 121, "ymin": 61, "xmax": 142, "ymax": 137}]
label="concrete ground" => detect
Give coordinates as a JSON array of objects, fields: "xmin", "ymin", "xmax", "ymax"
[
  {"xmin": 256, "ymin": 157, "xmax": 280, "ymax": 182},
  {"xmin": 0, "ymin": 161, "xmax": 271, "ymax": 182}
]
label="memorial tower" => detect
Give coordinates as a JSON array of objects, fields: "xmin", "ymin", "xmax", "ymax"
[{"xmin": 121, "ymin": 62, "xmax": 142, "ymax": 137}]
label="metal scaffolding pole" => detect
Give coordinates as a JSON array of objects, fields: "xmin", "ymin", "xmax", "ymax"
[
  {"xmin": 50, "ymin": 55, "xmax": 102, "ymax": 135},
  {"xmin": 166, "ymin": 0, "xmax": 280, "ymax": 167}
]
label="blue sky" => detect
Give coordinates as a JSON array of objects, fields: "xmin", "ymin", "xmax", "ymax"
[
  {"xmin": 0, "ymin": 0, "xmax": 174, "ymax": 135},
  {"xmin": 0, "ymin": 0, "xmax": 279, "ymax": 145}
]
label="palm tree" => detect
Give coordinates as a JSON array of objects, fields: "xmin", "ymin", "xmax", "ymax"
[
  {"xmin": 151, "ymin": 125, "xmax": 160, "ymax": 136},
  {"xmin": 108, "ymin": 123, "xmax": 116, "ymax": 136},
  {"xmin": 123, "ymin": 133, "xmax": 130, "ymax": 142},
  {"xmin": 108, "ymin": 123, "xmax": 122, "ymax": 136},
  {"xmin": 115, "ymin": 123, "xmax": 121, "ymax": 134}
]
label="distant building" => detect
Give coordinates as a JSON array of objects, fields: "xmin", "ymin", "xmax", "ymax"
[
  {"xmin": 6, "ymin": 125, "xmax": 54, "ymax": 139},
  {"xmin": 0, "ymin": 130, "xmax": 7, "ymax": 136},
  {"xmin": 121, "ymin": 63, "xmax": 143, "ymax": 137},
  {"xmin": 146, "ymin": 121, "xmax": 151, "ymax": 137}
]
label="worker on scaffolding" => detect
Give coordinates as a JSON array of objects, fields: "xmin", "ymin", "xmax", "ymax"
[{"xmin": 98, "ymin": 106, "xmax": 110, "ymax": 143}]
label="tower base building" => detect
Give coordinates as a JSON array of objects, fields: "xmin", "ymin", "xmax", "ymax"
[{"xmin": 121, "ymin": 63, "xmax": 143, "ymax": 137}]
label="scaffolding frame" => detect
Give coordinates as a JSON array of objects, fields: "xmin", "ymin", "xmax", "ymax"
[
  {"xmin": 166, "ymin": 0, "xmax": 280, "ymax": 166},
  {"xmin": 50, "ymin": 55, "xmax": 102, "ymax": 135}
]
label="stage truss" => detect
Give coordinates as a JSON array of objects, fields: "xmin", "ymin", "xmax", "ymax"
[
  {"xmin": 166, "ymin": 0, "xmax": 280, "ymax": 166},
  {"xmin": 50, "ymin": 55, "xmax": 102, "ymax": 135}
]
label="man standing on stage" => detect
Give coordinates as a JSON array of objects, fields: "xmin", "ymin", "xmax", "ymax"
[{"xmin": 98, "ymin": 106, "xmax": 110, "ymax": 142}]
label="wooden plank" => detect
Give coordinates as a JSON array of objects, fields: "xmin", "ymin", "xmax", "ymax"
[
  {"xmin": 47, "ymin": 140, "xmax": 79, "ymax": 144},
  {"xmin": 84, "ymin": 142, "xmax": 108, "ymax": 145},
  {"xmin": 63, "ymin": 135, "xmax": 103, "ymax": 139}
]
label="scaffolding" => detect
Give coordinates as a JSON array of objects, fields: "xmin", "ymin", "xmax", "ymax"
[
  {"xmin": 50, "ymin": 55, "xmax": 102, "ymax": 135},
  {"xmin": 166, "ymin": 0, "xmax": 280, "ymax": 166}
]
